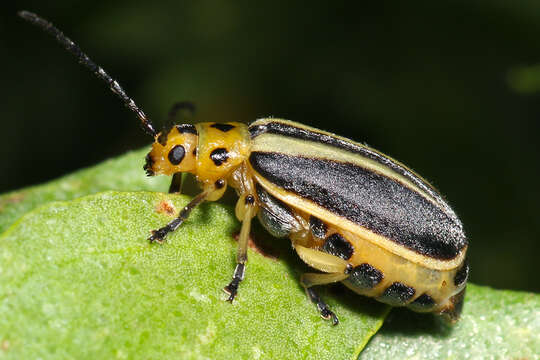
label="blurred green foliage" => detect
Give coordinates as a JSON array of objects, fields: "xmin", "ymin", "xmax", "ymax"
[{"xmin": 2, "ymin": 0, "xmax": 539, "ymax": 296}]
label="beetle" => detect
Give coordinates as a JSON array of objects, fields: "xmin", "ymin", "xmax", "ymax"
[{"xmin": 19, "ymin": 11, "xmax": 468, "ymax": 325}]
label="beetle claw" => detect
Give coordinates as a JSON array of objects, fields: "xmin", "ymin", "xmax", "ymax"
[
  {"xmin": 223, "ymin": 281, "xmax": 239, "ymax": 302},
  {"xmin": 148, "ymin": 228, "xmax": 167, "ymax": 244},
  {"xmin": 321, "ymin": 308, "xmax": 339, "ymax": 325}
]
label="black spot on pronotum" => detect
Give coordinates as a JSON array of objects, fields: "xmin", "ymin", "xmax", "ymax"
[
  {"xmin": 245, "ymin": 195, "xmax": 255, "ymax": 205},
  {"xmin": 143, "ymin": 153, "xmax": 155, "ymax": 176},
  {"xmin": 210, "ymin": 148, "xmax": 229, "ymax": 166},
  {"xmin": 322, "ymin": 233, "xmax": 354, "ymax": 260},
  {"xmin": 454, "ymin": 259, "xmax": 469, "ymax": 286},
  {"xmin": 408, "ymin": 293, "xmax": 435, "ymax": 311},
  {"xmin": 215, "ymin": 179, "xmax": 225, "ymax": 189},
  {"xmin": 309, "ymin": 216, "xmax": 327, "ymax": 239},
  {"xmin": 176, "ymin": 124, "xmax": 198, "ymax": 135},
  {"xmin": 168, "ymin": 145, "xmax": 185, "ymax": 165},
  {"xmin": 378, "ymin": 282, "xmax": 415, "ymax": 306},
  {"xmin": 347, "ymin": 263, "xmax": 383, "ymax": 289},
  {"xmin": 210, "ymin": 123, "xmax": 235, "ymax": 132}
]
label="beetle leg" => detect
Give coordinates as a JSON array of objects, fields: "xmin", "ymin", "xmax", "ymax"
[
  {"xmin": 168, "ymin": 172, "xmax": 183, "ymax": 194},
  {"xmin": 148, "ymin": 190, "xmax": 210, "ymax": 243},
  {"xmin": 301, "ymin": 272, "xmax": 349, "ymax": 325},
  {"xmin": 224, "ymin": 194, "xmax": 257, "ymax": 302},
  {"xmin": 293, "ymin": 244, "xmax": 353, "ymax": 325}
]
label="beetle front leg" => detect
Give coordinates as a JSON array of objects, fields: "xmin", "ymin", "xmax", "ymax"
[
  {"xmin": 168, "ymin": 172, "xmax": 183, "ymax": 194},
  {"xmin": 224, "ymin": 194, "xmax": 257, "ymax": 302},
  {"xmin": 148, "ymin": 190, "xmax": 209, "ymax": 243}
]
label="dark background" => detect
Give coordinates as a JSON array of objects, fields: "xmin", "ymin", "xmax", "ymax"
[{"xmin": 2, "ymin": 2, "xmax": 539, "ymax": 292}]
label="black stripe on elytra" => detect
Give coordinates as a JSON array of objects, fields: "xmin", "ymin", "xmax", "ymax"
[
  {"xmin": 210, "ymin": 123, "xmax": 235, "ymax": 132},
  {"xmin": 248, "ymin": 121, "xmax": 460, "ymax": 227},
  {"xmin": 249, "ymin": 152, "xmax": 467, "ymax": 260}
]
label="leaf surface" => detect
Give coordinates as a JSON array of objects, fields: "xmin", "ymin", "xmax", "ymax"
[
  {"xmin": 0, "ymin": 191, "xmax": 387, "ymax": 359},
  {"xmin": 360, "ymin": 284, "xmax": 540, "ymax": 359}
]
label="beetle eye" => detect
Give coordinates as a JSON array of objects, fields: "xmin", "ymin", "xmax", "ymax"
[{"xmin": 168, "ymin": 145, "xmax": 186, "ymax": 165}]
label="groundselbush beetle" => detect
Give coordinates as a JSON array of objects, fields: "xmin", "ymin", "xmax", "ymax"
[{"xmin": 19, "ymin": 11, "xmax": 468, "ymax": 325}]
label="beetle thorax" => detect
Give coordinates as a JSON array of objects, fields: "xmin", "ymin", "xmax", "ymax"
[
  {"xmin": 144, "ymin": 122, "xmax": 251, "ymax": 185},
  {"xmin": 193, "ymin": 122, "xmax": 251, "ymax": 184}
]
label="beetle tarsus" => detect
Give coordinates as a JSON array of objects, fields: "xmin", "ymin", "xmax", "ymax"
[
  {"xmin": 320, "ymin": 307, "xmax": 339, "ymax": 326},
  {"xmin": 224, "ymin": 263, "xmax": 245, "ymax": 302},
  {"xmin": 148, "ymin": 225, "xmax": 175, "ymax": 243},
  {"xmin": 223, "ymin": 281, "xmax": 239, "ymax": 302},
  {"xmin": 306, "ymin": 287, "xmax": 339, "ymax": 325}
]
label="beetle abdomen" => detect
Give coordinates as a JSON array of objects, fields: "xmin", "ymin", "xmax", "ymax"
[{"xmin": 325, "ymin": 226, "xmax": 465, "ymax": 316}]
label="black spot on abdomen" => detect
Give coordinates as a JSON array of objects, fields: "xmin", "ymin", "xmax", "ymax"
[
  {"xmin": 309, "ymin": 216, "xmax": 327, "ymax": 239},
  {"xmin": 408, "ymin": 293, "xmax": 436, "ymax": 311},
  {"xmin": 378, "ymin": 282, "xmax": 415, "ymax": 306},
  {"xmin": 321, "ymin": 233, "xmax": 354, "ymax": 260},
  {"xmin": 347, "ymin": 263, "xmax": 383, "ymax": 290}
]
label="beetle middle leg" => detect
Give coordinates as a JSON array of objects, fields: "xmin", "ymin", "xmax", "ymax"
[{"xmin": 224, "ymin": 194, "xmax": 257, "ymax": 302}]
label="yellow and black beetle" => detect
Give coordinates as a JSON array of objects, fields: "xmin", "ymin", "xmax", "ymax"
[{"xmin": 20, "ymin": 11, "xmax": 468, "ymax": 325}]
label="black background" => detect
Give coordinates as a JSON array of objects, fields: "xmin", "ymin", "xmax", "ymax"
[{"xmin": 2, "ymin": 1, "xmax": 539, "ymax": 292}]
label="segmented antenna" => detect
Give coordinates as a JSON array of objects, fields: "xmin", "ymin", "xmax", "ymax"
[{"xmin": 18, "ymin": 10, "xmax": 158, "ymax": 137}]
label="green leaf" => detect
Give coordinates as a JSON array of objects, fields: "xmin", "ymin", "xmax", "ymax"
[
  {"xmin": 360, "ymin": 284, "xmax": 540, "ymax": 359},
  {"xmin": 0, "ymin": 191, "xmax": 387, "ymax": 359},
  {"xmin": 0, "ymin": 149, "xmax": 168, "ymax": 234}
]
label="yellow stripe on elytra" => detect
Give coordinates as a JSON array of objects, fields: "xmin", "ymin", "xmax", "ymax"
[{"xmin": 251, "ymin": 132, "xmax": 445, "ymax": 211}]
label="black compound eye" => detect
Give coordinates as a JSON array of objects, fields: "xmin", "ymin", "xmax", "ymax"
[{"xmin": 168, "ymin": 145, "xmax": 186, "ymax": 165}]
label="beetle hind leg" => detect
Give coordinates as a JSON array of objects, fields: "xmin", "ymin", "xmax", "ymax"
[
  {"xmin": 294, "ymin": 245, "xmax": 351, "ymax": 325},
  {"xmin": 301, "ymin": 271, "xmax": 350, "ymax": 325}
]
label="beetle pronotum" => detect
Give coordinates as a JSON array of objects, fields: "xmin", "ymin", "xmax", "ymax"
[{"xmin": 19, "ymin": 11, "xmax": 468, "ymax": 325}]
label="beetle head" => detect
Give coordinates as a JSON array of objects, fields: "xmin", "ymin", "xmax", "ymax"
[{"xmin": 144, "ymin": 124, "xmax": 198, "ymax": 176}]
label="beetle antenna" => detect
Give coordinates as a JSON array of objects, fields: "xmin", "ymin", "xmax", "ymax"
[{"xmin": 18, "ymin": 10, "xmax": 158, "ymax": 138}]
